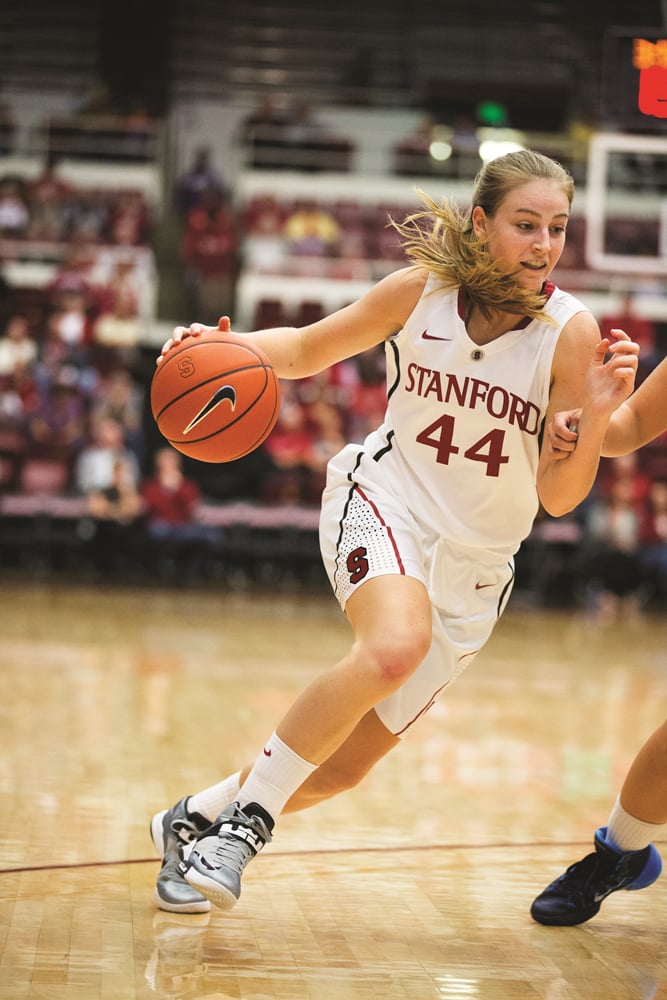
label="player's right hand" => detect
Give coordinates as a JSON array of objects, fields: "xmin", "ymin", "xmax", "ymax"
[{"xmin": 156, "ymin": 316, "xmax": 231, "ymax": 365}]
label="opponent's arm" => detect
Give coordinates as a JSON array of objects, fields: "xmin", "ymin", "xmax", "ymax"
[{"xmin": 602, "ymin": 355, "xmax": 667, "ymax": 456}]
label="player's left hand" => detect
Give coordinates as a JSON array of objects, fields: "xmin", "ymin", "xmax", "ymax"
[
  {"xmin": 156, "ymin": 316, "xmax": 231, "ymax": 365},
  {"xmin": 584, "ymin": 329, "xmax": 639, "ymax": 414}
]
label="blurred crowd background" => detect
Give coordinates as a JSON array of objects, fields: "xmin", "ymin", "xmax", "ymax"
[{"xmin": 0, "ymin": 0, "xmax": 665, "ymax": 616}]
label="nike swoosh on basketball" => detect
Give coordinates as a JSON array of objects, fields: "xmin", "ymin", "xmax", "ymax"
[
  {"xmin": 182, "ymin": 384, "xmax": 237, "ymax": 434},
  {"xmin": 421, "ymin": 330, "xmax": 452, "ymax": 341}
]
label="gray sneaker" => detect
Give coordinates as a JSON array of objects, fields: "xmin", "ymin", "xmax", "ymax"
[
  {"xmin": 150, "ymin": 797, "xmax": 212, "ymax": 913},
  {"xmin": 179, "ymin": 801, "xmax": 273, "ymax": 910}
]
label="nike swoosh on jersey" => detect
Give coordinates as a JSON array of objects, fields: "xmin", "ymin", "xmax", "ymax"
[
  {"xmin": 182, "ymin": 384, "xmax": 237, "ymax": 434},
  {"xmin": 475, "ymin": 582, "xmax": 495, "ymax": 590},
  {"xmin": 421, "ymin": 330, "xmax": 452, "ymax": 341}
]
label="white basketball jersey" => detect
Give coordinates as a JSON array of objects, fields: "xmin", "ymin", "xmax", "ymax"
[{"xmin": 339, "ymin": 275, "xmax": 589, "ymax": 554}]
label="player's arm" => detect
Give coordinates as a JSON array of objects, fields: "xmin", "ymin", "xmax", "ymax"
[
  {"xmin": 536, "ymin": 319, "xmax": 638, "ymax": 516},
  {"xmin": 602, "ymin": 355, "xmax": 667, "ymax": 456},
  {"xmin": 548, "ymin": 352, "xmax": 667, "ymax": 460},
  {"xmin": 158, "ymin": 267, "xmax": 427, "ymax": 380}
]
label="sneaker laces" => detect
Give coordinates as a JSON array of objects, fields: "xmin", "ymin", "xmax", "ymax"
[
  {"xmin": 212, "ymin": 837, "xmax": 256, "ymax": 875},
  {"xmin": 550, "ymin": 847, "xmax": 643, "ymax": 902},
  {"xmin": 550, "ymin": 851, "xmax": 600, "ymax": 896},
  {"xmin": 171, "ymin": 815, "xmax": 207, "ymax": 846},
  {"xmin": 210, "ymin": 811, "xmax": 272, "ymax": 875}
]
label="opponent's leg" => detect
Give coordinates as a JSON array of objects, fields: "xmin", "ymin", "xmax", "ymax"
[
  {"xmin": 617, "ymin": 718, "xmax": 667, "ymax": 826},
  {"xmin": 531, "ymin": 721, "xmax": 667, "ymax": 926}
]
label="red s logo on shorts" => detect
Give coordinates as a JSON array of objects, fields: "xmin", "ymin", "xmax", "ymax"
[{"xmin": 347, "ymin": 547, "xmax": 370, "ymax": 584}]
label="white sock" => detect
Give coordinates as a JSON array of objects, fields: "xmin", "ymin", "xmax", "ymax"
[
  {"xmin": 606, "ymin": 795, "xmax": 664, "ymax": 852},
  {"xmin": 238, "ymin": 732, "xmax": 318, "ymax": 822},
  {"xmin": 187, "ymin": 771, "xmax": 242, "ymax": 823}
]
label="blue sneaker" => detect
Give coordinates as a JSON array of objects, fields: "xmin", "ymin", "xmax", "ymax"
[{"xmin": 531, "ymin": 826, "xmax": 662, "ymax": 926}]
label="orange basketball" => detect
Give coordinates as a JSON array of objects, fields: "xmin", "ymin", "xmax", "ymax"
[{"xmin": 151, "ymin": 330, "xmax": 281, "ymax": 463}]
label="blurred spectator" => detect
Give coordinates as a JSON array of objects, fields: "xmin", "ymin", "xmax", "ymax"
[
  {"xmin": 579, "ymin": 475, "xmax": 646, "ymax": 621},
  {"xmin": 174, "ymin": 146, "xmax": 226, "ymax": 217},
  {"xmin": 63, "ymin": 190, "xmax": 108, "ymax": 246},
  {"xmin": 0, "ymin": 176, "xmax": 30, "ymax": 237},
  {"xmin": 348, "ymin": 344, "xmax": 387, "ymax": 441},
  {"xmin": 106, "ymin": 190, "xmax": 151, "ymax": 246},
  {"xmin": 0, "ymin": 359, "xmax": 38, "ymax": 443},
  {"xmin": 90, "ymin": 367, "xmax": 144, "ymax": 462},
  {"xmin": 0, "ymin": 315, "xmax": 38, "ymax": 377},
  {"xmin": 261, "ymin": 392, "xmax": 315, "ymax": 504},
  {"xmin": 94, "ymin": 247, "xmax": 153, "ymax": 321},
  {"xmin": 239, "ymin": 97, "xmax": 290, "ymax": 169},
  {"xmin": 49, "ymin": 246, "xmax": 96, "ymax": 299},
  {"xmin": 27, "ymin": 368, "xmax": 88, "ymax": 462},
  {"xmin": 596, "ymin": 452, "xmax": 652, "ymax": 507},
  {"xmin": 49, "ymin": 287, "xmax": 95, "ymax": 345},
  {"xmin": 86, "ymin": 454, "xmax": 144, "ymax": 577},
  {"xmin": 43, "ymin": 288, "xmax": 95, "ymax": 375},
  {"xmin": 598, "ymin": 291, "xmax": 659, "ymax": 378},
  {"xmin": 242, "ymin": 195, "xmax": 287, "ymax": 271},
  {"xmin": 141, "ymin": 447, "xmax": 220, "ymax": 582},
  {"xmin": 304, "ymin": 399, "xmax": 346, "ymax": 504},
  {"xmin": 92, "ymin": 281, "xmax": 143, "ymax": 370},
  {"xmin": 296, "ymin": 358, "xmax": 356, "ymax": 415},
  {"xmin": 0, "ymin": 330, "xmax": 32, "ymax": 478},
  {"xmin": 284, "ymin": 199, "xmax": 340, "ymax": 257},
  {"xmin": 97, "ymin": 253, "xmax": 141, "ymax": 310},
  {"xmin": 26, "ymin": 155, "xmax": 73, "ymax": 242},
  {"xmin": 74, "ymin": 415, "xmax": 140, "ymax": 495},
  {"xmin": 180, "ymin": 189, "xmax": 239, "ymax": 325}
]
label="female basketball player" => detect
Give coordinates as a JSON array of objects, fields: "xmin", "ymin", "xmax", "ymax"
[
  {"xmin": 150, "ymin": 149, "xmax": 639, "ymax": 914},
  {"xmin": 531, "ymin": 354, "xmax": 667, "ymax": 926}
]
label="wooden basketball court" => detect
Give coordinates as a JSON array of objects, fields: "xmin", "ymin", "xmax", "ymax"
[{"xmin": 2, "ymin": 579, "xmax": 666, "ymax": 999}]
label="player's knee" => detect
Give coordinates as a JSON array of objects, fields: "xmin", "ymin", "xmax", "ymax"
[{"xmin": 360, "ymin": 625, "xmax": 431, "ymax": 690}]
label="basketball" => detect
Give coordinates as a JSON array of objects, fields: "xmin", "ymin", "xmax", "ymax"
[{"xmin": 151, "ymin": 330, "xmax": 281, "ymax": 463}]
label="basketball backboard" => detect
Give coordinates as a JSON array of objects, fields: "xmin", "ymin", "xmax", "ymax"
[{"xmin": 585, "ymin": 131, "xmax": 667, "ymax": 275}]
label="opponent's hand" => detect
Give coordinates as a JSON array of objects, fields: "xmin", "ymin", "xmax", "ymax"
[
  {"xmin": 156, "ymin": 315, "xmax": 232, "ymax": 365},
  {"xmin": 546, "ymin": 408, "xmax": 581, "ymax": 461}
]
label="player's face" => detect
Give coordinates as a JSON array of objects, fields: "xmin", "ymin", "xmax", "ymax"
[{"xmin": 472, "ymin": 178, "xmax": 570, "ymax": 291}]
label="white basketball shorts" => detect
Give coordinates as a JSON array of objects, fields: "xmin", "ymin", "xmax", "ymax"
[{"xmin": 319, "ymin": 459, "xmax": 515, "ymax": 736}]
